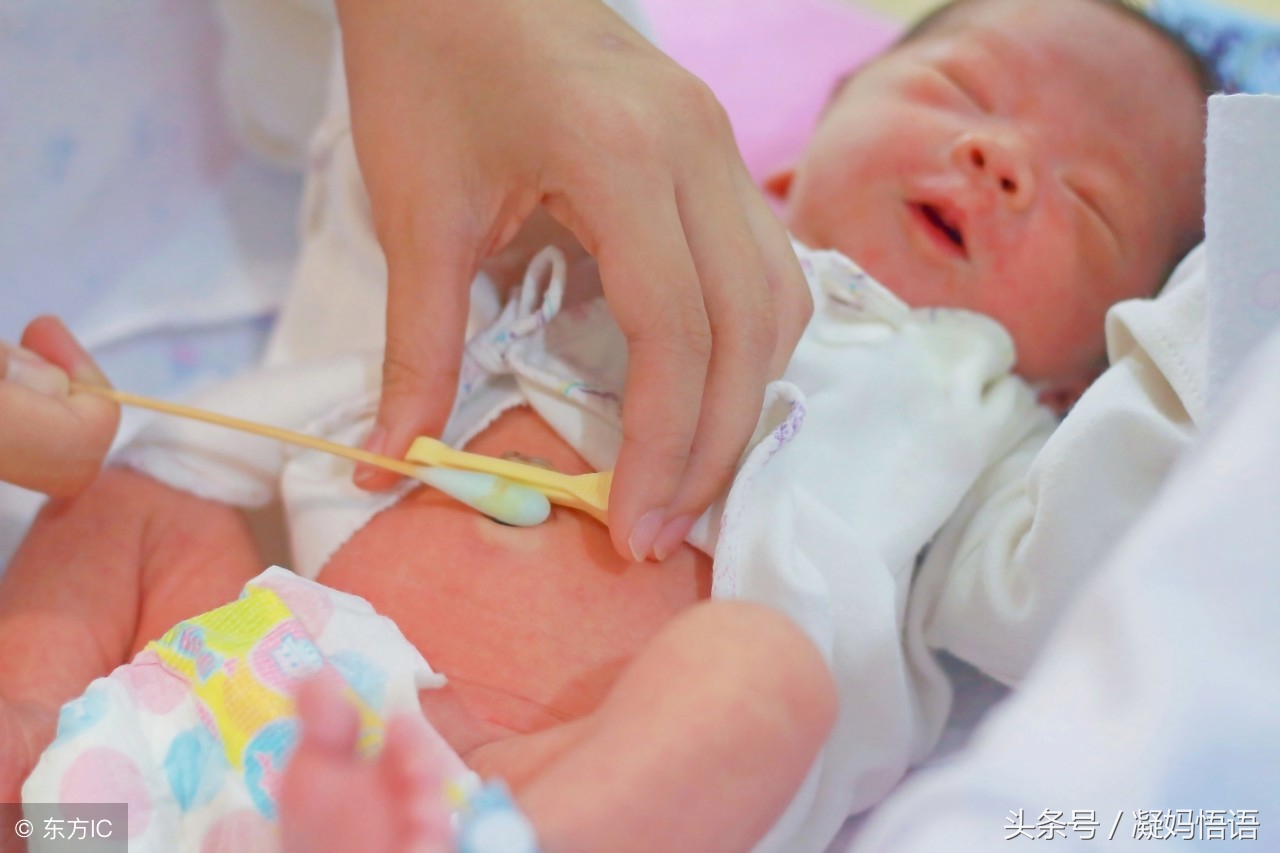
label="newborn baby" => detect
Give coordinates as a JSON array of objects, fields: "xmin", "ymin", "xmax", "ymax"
[{"xmin": 0, "ymin": 0, "xmax": 1210, "ymax": 850}]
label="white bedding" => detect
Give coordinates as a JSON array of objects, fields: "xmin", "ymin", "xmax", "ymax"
[{"xmin": 0, "ymin": 0, "xmax": 301, "ymax": 566}]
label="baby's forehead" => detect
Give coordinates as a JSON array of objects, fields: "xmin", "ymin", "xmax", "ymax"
[
  {"xmin": 901, "ymin": 0, "xmax": 1202, "ymax": 131},
  {"xmin": 901, "ymin": 0, "xmax": 1178, "ymax": 73}
]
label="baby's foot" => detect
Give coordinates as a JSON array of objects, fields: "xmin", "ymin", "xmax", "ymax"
[
  {"xmin": 0, "ymin": 696, "xmax": 56, "ymax": 801},
  {"xmin": 279, "ymin": 676, "xmax": 452, "ymax": 853}
]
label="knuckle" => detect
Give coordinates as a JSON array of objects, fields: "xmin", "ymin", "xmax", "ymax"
[
  {"xmin": 673, "ymin": 314, "xmax": 715, "ymax": 365},
  {"xmin": 739, "ymin": 309, "xmax": 780, "ymax": 358},
  {"xmin": 638, "ymin": 300, "xmax": 714, "ymax": 365},
  {"xmin": 380, "ymin": 346, "xmax": 446, "ymax": 398},
  {"xmin": 707, "ymin": 286, "xmax": 779, "ymax": 365},
  {"xmin": 669, "ymin": 75, "xmax": 730, "ymax": 138},
  {"xmin": 632, "ymin": 425, "xmax": 695, "ymax": 471},
  {"xmin": 583, "ymin": 97, "xmax": 664, "ymax": 161},
  {"xmin": 776, "ymin": 268, "xmax": 816, "ymax": 342},
  {"xmin": 371, "ymin": 194, "xmax": 431, "ymax": 265},
  {"xmin": 686, "ymin": 453, "xmax": 741, "ymax": 499}
]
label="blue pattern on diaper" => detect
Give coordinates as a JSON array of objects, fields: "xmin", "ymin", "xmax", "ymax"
[
  {"xmin": 54, "ymin": 687, "xmax": 108, "ymax": 743},
  {"xmin": 164, "ymin": 727, "xmax": 226, "ymax": 811},
  {"xmin": 243, "ymin": 719, "xmax": 299, "ymax": 821},
  {"xmin": 328, "ymin": 650, "xmax": 387, "ymax": 711}
]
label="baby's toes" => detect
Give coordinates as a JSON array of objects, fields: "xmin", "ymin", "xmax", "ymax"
[{"xmin": 380, "ymin": 716, "xmax": 452, "ymax": 850}]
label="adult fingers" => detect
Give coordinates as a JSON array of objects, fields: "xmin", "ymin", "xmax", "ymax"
[
  {"xmin": 357, "ymin": 225, "xmax": 476, "ymax": 491},
  {"xmin": 651, "ymin": 155, "xmax": 778, "ymax": 559},
  {"xmin": 733, "ymin": 166, "xmax": 813, "ymax": 380},
  {"xmin": 588, "ymin": 183, "xmax": 711, "ymax": 562}
]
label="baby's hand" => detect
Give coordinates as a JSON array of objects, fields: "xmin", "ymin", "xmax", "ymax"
[{"xmin": 0, "ymin": 317, "xmax": 119, "ymax": 496}]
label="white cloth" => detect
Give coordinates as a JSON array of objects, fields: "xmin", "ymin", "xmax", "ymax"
[
  {"xmin": 1205, "ymin": 93, "xmax": 1280, "ymax": 416},
  {"xmin": 0, "ymin": 0, "xmax": 304, "ymax": 572},
  {"xmin": 912, "ymin": 245, "xmax": 1208, "ymax": 686},
  {"xmin": 851, "ymin": 301, "xmax": 1280, "ymax": 853}
]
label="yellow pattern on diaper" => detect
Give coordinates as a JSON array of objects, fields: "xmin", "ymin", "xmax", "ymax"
[{"xmin": 148, "ymin": 584, "xmax": 384, "ymax": 769}]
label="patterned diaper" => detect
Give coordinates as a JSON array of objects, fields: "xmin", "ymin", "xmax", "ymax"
[{"xmin": 21, "ymin": 567, "xmax": 528, "ymax": 852}]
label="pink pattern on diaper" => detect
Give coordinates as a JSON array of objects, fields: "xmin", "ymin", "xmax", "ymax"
[
  {"xmin": 252, "ymin": 574, "xmax": 335, "ymax": 636},
  {"xmin": 200, "ymin": 809, "xmax": 277, "ymax": 853},
  {"xmin": 249, "ymin": 622, "xmax": 324, "ymax": 693},
  {"xmin": 60, "ymin": 747, "xmax": 152, "ymax": 838},
  {"xmin": 110, "ymin": 651, "xmax": 187, "ymax": 714}
]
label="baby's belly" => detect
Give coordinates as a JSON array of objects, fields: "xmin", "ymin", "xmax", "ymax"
[{"xmin": 318, "ymin": 407, "xmax": 711, "ymax": 753}]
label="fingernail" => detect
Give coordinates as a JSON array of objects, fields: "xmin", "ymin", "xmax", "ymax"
[
  {"xmin": 0, "ymin": 342, "xmax": 69, "ymax": 397},
  {"xmin": 628, "ymin": 509, "xmax": 664, "ymax": 562},
  {"xmin": 651, "ymin": 514, "xmax": 695, "ymax": 562},
  {"xmin": 354, "ymin": 425, "xmax": 387, "ymax": 487}
]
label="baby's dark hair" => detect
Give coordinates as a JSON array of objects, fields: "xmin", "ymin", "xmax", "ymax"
[{"xmin": 897, "ymin": 0, "xmax": 1221, "ymax": 96}]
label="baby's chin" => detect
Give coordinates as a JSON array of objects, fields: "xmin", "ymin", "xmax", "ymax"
[{"xmin": 1011, "ymin": 336, "xmax": 1105, "ymax": 413}]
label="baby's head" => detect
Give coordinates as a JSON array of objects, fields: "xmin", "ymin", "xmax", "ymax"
[{"xmin": 769, "ymin": 0, "xmax": 1214, "ymax": 408}]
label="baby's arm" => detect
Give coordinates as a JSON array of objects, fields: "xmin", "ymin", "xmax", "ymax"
[{"xmin": 0, "ymin": 467, "xmax": 261, "ymax": 796}]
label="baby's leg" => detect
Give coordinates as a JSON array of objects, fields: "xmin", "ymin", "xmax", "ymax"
[
  {"xmin": 471, "ymin": 600, "xmax": 837, "ymax": 852},
  {"xmin": 0, "ymin": 467, "xmax": 261, "ymax": 797}
]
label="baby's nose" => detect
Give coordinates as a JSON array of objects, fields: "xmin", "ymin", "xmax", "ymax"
[{"xmin": 951, "ymin": 131, "xmax": 1035, "ymax": 212}]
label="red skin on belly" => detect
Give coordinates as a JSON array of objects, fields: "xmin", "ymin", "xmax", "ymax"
[{"xmin": 318, "ymin": 407, "xmax": 712, "ymax": 753}]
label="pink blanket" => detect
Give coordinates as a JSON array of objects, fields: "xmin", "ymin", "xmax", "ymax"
[{"xmin": 645, "ymin": 0, "xmax": 900, "ymax": 181}]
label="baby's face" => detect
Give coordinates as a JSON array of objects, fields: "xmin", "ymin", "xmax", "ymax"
[{"xmin": 773, "ymin": 0, "xmax": 1205, "ymax": 399}]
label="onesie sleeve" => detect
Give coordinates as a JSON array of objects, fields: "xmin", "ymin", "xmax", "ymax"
[{"xmin": 911, "ymin": 251, "xmax": 1209, "ymax": 686}]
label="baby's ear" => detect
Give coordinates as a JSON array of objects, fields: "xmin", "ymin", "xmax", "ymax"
[{"xmin": 763, "ymin": 167, "xmax": 796, "ymax": 203}]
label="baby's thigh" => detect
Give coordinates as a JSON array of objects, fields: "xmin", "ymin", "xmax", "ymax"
[
  {"xmin": 476, "ymin": 596, "xmax": 834, "ymax": 783},
  {"xmin": 599, "ymin": 600, "xmax": 837, "ymax": 753},
  {"xmin": 468, "ymin": 601, "xmax": 838, "ymax": 850},
  {"xmin": 128, "ymin": 483, "xmax": 264, "ymax": 655}
]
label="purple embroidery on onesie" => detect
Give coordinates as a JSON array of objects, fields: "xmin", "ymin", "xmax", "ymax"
[
  {"xmin": 714, "ymin": 390, "xmax": 808, "ymax": 585},
  {"xmin": 763, "ymin": 398, "xmax": 806, "ymax": 463}
]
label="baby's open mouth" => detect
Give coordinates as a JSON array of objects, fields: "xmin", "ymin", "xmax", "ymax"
[{"xmin": 911, "ymin": 202, "xmax": 967, "ymax": 258}]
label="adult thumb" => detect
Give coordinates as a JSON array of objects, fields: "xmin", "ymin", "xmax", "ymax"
[{"xmin": 355, "ymin": 244, "xmax": 473, "ymax": 491}]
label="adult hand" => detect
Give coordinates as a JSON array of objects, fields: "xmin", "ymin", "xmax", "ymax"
[
  {"xmin": 0, "ymin": 317, "xmax": 120, "ymax": 497},
  {"xmin": 338, "ymin": 0, "xmax": 811, "ymax": 561}
]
